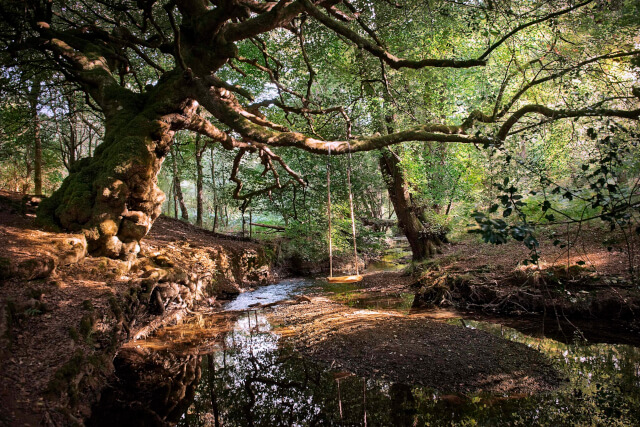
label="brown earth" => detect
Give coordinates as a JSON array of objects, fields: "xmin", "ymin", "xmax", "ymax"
[
  {"xmin": 0, "ymin": 190, "xmax": 275, "ymax": 426},
  {"xmin": 410, "ymin": 226, "xmax": 640, "ymax": 320},
  {"xmin": 270, "ymin": 297, "xmax": 561, "ymax": 394}
]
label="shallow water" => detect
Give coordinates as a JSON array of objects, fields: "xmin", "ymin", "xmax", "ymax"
[
  {"xmin": 90, "ymin": 275, "xmax": 640, "ymax": 426},
  {"xmin": 223, "ymin": 278, "xmax": 321, "ymax": 311}
]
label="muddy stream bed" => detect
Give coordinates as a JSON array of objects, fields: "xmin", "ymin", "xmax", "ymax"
[{"xmin": 89, "ymin": 246, "xmax": 640, "ymax": 426}]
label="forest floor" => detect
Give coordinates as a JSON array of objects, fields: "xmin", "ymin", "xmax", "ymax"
[
  {"xmin": 0, "ymin": 190, "xmax": 271, "ymax": 426},
  {"xmin": 271, "ymin": 295, "xmax": 561, "ymax": 394},
  {"xmin": 411, "ymin": 225, "xmax": 640, "ymax": 320}
]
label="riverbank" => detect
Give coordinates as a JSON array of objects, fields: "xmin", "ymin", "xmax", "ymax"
[
  {"xmin": 410, "ymin": 227, "xmax": 640, "ymax": 323},
  {"xmin": 0, "ymin": 191, "xmax": 276, "ymax": 425},
  {"xmin": 270, "ymin": 296, "xmax": 561, "ymax": 394}
]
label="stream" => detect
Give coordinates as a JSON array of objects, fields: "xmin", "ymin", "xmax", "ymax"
[{"xmin": 89, "ymin": 245, "xmax": 640, "ymax": 426}]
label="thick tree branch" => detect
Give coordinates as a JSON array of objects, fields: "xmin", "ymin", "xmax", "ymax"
[
  {"xmin": 498, "ymin": 104, "xmax": 640, "ymax": 140},
  {"xmin": 194, "ymin": 80, "xmax": 494, "ymax": 154},
  {"xmin": 301, "ymin": 0, "xmax": 486, "ymax": 69}
]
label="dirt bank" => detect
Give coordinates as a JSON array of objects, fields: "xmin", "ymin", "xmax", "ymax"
[
  {"xmin": 0, "ymin": 191, "xmax": 276, "ymax": 426},
  {"xmin": 270, "ymin": 297, "xmax": 561, "ymax": 394},
  {"xmin": 411, "ymin": 228, "xmax": 640, "ymax": 321}
]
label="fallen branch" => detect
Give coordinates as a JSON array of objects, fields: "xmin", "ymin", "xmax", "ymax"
[{"xmin": 250, "ymin": 222, "xmax": 285, "ymax": 231}]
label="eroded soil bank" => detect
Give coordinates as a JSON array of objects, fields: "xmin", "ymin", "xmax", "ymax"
[
  {"xmin": 409, "ymin": 227, "xmax": 640, "ymax": 323},
  {"xmin": 0, "ymin": 191, "xmax": 276, "ymax": 425}
]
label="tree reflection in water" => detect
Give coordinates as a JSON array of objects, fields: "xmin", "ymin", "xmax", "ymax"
[
  {"xmin": 182, "ymin": 311, "xmax": 391, "ymax": 426},
  {"xmin": 91, "ymin": 309, "xmax": 640, "ymax": 426}
]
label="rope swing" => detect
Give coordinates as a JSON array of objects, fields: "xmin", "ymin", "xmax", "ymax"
[{"xmin": 326, "ymin": 143, "xmax": 363, "ymax": 283}]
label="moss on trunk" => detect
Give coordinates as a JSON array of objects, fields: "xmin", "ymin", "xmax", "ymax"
[{"xmin": 38, "ymin": 109, "xmax": 173, "ymax": 258}]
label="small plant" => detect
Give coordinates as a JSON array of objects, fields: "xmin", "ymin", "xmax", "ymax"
[
  {"xmin": 78, "ymin": 314, "xmax": 95, "ymax": 342},
  {"xmin": 24, "ymin": 307, "xmax": 42, "ymax": 317},
  {"xmin": 68, "ymin": 326, "xmax": 80, "ymax": 342}
]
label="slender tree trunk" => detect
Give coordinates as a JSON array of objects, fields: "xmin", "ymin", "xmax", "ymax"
[
  {"xmin": 171, "ymin": 145, "xmax": 189, "ymax": 221},
  {"xmin": 66, "ymin": 95, "xmax": 78, "ymax": 170},
  {"xmin": 210, "ymin": 147, "xmax": 219, "ymax": 232},
  {"xmin": 29, "ymin": 79, "xmax": 43, "ymax": 195},
  {"xmin": 173, "ymin": 182, "xmax": 178, "ymax": 219},
  {"xmin": 196, "ymin": 149, "xmax": 204, "ymax": 227},
  {"xmin": 195, "ymin": 134, "xmax": 207, "ymax": 228},
  {"xmin": 166, "ymin": 180, "xmax": 174, "ymax": 217}
]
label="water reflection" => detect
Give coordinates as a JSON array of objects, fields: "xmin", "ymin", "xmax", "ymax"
[
  {"xmin": 224, "ymin": 278, "xmax": 320, "ymax": 311},
  {"xmin": 91, "ymin": 280, "xmax": 640, "ymax": 426},
  {"xmin": 180, "ymin": 311, "xmax": 385, "ymax": 426}
]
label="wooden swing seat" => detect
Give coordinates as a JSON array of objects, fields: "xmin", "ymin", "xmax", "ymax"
[{"xmin": 326, "ymin": 275, "xmax": 363, "ymax": 283}]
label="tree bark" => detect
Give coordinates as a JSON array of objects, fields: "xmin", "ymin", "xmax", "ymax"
[
  {"xmin": 379, "ymin": 150, "xmax": 438, "ymax": 260},
  {"xmin": 195, "ymin": 134, "xmax": 208, "ymax": 228},
  {"xmin": 380, "ymin": 117, "xmax": 446, "ymax": 261},
  {"xmin": 170, "ymin": 145, "xmax": 189, "ymax": 221},
  {"xmin": 28, "ymin": 79, "xmax": 43, "ymax": 195},
  {"xmin": 210, "ymin": 147, "xmax": 219, "ymax": 232},
  {"xmin": 37, "ymin": 91, "xmax": 185, "ymax": 258}
]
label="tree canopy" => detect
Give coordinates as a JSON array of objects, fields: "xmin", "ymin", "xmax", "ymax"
[{"xmin": 0, "ymin": 0, "xmax": 639, "ymax": 257}]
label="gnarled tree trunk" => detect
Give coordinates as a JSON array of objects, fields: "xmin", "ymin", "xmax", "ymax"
[{"xmin": 37, "ymin": 97, "xmax": 184, "ymax": 258}]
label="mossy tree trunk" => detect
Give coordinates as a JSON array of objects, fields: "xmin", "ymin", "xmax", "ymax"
[
  {"xmin": 39, "ymin": 112, "xmax": 166, "ymax": 257},
  {"xmin": 38, "ymin": 74, "xmax": 197, "ymax": 258}
]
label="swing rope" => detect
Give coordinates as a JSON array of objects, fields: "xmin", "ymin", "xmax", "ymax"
[
  {"xmin": 326, "ymin": 143, "xmax": 359, "ymax": 279},
  {"xmin": 327, "ymin": 145, "xmax": 333, "ymax": 278},
  {"xmin": 346, "ymin": 143, "xmax": 359, "ymax": 276}
]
